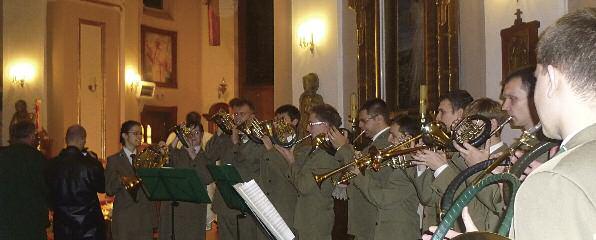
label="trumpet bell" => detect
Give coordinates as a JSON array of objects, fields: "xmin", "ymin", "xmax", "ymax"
[{"xmin": 421, "ymin": 121, "xmax": 452, "ymax": 148}]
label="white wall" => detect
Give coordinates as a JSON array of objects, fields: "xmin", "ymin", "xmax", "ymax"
[
  {"xmin": 291, "ymin": 0, "xmax": 345, "ymax": 120},
  {"xmin": 2, "ymin": 0, "xmax": 47, "ymax": 145},
  {"xmin": 484, "ymin": 0, "xmax": 568, "ymax": 100}
]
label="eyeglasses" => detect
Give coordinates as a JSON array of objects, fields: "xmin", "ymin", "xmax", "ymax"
[
  {"xmin": 127, "ymin": 131, "xmax": 143, "ymax": 136},
  {"xmin": 308, "ymin": 121, "xmax": 327, "ymax": 127}
]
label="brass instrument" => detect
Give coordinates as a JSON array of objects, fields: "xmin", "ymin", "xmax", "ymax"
[
  {"xmin": 210, "ymin": 109, "xmax": 235, "ymax": 135},
  {"xmin": 472, "ymin": 123, "xmax": 543, "ymax": 184},
  {"xmin": 121, "ymin": 144, "xmax": 170, "ymax": 201},
  {"xmin": 171, "ymin": 122, "xmax": 194, "ymax": 148},
  {"xmin": 315, "ymin": 121, "xmax": 452, "ymax": 187}
]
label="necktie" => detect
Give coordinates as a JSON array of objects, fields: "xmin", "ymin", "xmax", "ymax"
[{"xmin": 130, "ymin": 154, "xmax": 136, "ymax": 166}]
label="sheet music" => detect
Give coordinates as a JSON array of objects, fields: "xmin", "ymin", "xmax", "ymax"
[{"xmin": 233, "ymin": 180, "xmax": 295, "ymax": 240}]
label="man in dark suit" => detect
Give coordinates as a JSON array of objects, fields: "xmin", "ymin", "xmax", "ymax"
[
  {"xmin": 105, "ymin": 121, "xmax": 156, "ymax": 240},
  {"xmin": 0, "ymin": 121, "xmax": 49, "ymax": 239},
  {"xmin": 47, "ymin": 124, "xmax": 106, "ymax": 240}
]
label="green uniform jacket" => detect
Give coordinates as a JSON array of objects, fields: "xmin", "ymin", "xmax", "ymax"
[
  {"xmin": 258, "ymin": 149, "xmax": 297, "ymax": 230},
  {"xmin": 290, "ymin": 145, "xmax": 340, "ymax": 240},
  {"xmin": 512, "ymin": 123, "xmax": 596, "ymax": 239},
  {"xmin": 105, "ymin": 150, "xmax": 157, "ymax": 240},
  {"xmin": 413, "ymin": 152, "xmax": 466, "ymax": 232},
  {"xmin": 205, "ymin": 134, "xmax": 262, "ymax": 240},
  {"xmin": 0, "ymin": 144, "xmax": 49, "ymax": 240},
  {"xmin": 336, "ymin": 129, "xmax": 419, "ymax": 240},
  {"xmin": 159, "ymin": 146, "xmax": 214, "ymax": 240}
]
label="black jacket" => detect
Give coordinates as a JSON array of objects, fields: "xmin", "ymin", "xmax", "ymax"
[{"xmin": 47, "ymin": 146, "xmax": 106, "ymax": 240}]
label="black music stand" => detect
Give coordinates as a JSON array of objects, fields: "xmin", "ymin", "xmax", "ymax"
[{"xmin": 137, "ymin": 168, "xmax": 211, "ymax": 240}]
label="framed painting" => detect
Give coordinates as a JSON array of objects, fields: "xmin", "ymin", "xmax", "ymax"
[{"xmin": 141, "ymin": 25, "xmax": 177, "ymax": 88}]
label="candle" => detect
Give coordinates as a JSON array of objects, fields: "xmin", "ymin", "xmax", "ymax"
[
  {"xmin": 141, "ymin": 125, "xmax": 145, "ymax": 143},
  {"xmin": 419, "ymin": 85, "xmax": 427, "ymax": 122},
  {"xmin": 350, "ymin": 92, "xmax": 358, "ymax": 122},
  {"xmin": 146, "ymin": 125, "xmax": 152, "ymax": 144}
]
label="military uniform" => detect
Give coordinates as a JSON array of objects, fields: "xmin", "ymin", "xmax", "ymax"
[
  {"xmin": 412, "ymin": 152, "xmax": 466, "ymax": 232},
  {"xmin": 159, "ymin": 146, "xmax": 214, "ymax": 240},
  {"xmin": 105, "ymin": 150, "xmax": 157, "ymax": 240},
  {"xmin": 290, "ymin": 145, "xmax": 341, "ymax": 240},
  {"xmin": 258, "ymin": 149, "xmax": 298, "ymax": 231},
  {"xmin": 206, "ymin": 133, "xmax": 263, "ymax": 240},
  {"xmin": 512, "ymin": 123, "xmax": 596, "ymax": 239},
  {"xmin": 336, "ymin": 129, "xmax": 420, "ymax": 240}
]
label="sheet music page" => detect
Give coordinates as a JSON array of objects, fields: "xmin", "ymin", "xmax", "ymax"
[{"xmin": 233, "ymin": 180, "xmax": 295, "ymax": 240}]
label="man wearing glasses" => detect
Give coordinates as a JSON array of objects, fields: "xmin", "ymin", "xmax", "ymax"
[
  {"xmin": 328, "ymin": 98, "xmax": 420, "ymax": 240},
  {"xmin": 105, "ymin": 120, "xmax": 157, "ymax": 240},
  {"xmin": 160, "ymin": 123, "xmax": 214, "ymax": 240},
  {"xmin": 205, "ymin": 98, "xmax": 262, "ymax": 240}
]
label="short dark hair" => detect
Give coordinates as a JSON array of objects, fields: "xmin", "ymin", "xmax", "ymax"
[
  {"xmin": 536, "ymin": 8, "xmax": 596, "ymax": 99},
  {"xmin": 502, "ymin": 66, "xmax": 537, "ymax": 98},
  {"xmin": 10, "ymin": 121, "xmax": 36, "ymax": 142},
  {"xmin": 185, "ymin": 111, "xmax": 201, "ymax": 127},
  {"xmin": 439, "ymin": 90, "xmax": 474, "ymax": 112},
  {"xmin": 310, "ymin": 104, "xmax": 342, "ymax": 128},
  {"xmin": 119, "ymin": 120, "xmax": 141, "ymax": 145},
  {"xmin": 229, "ymin": 98, "xmax": 255, "ymax": 111},
  {"xmin": 360, "ymin": 98, "xmax": 390, "ymax": 124},
  {"xmin": 391, "ymin": 115, "xmax": 420, "ymax": 137},
  {"xmin": 65, "ymin": 124, "xmax": 86, "ymax": 144},
  {"xmin": 275, "ymin": 104, "xmax": 300, "ymax": 121}
]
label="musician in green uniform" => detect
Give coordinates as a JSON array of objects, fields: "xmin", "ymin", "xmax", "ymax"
[
  {"xmin": 206, "ymin": 98, "xmax": 263, "ymax": 240},
  {"xmin": 259, "ymin": 105, "xmax": 301, "ymax": 234},
  {"xmin": 275, "ymin": 104, "xmax": 342, "ymax": 240},
  {"xmin": 411, "ymin": 90, "xmax": 473, "ymax": 232},
  {"xmin": 329, "ymin": 99, "xmax": 420, "ymax": 240}
]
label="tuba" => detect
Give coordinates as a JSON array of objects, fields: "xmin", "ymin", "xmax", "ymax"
[{"xmin": 121, "ymin": 144, "xmax": 170, "ymax": 202}]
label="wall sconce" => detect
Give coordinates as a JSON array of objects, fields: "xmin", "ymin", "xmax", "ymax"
[
  {"xmin": 298, "ymin": 19, "xmax": 325, "ymax": 55},
  {"xmin": 218, "ymin": 77, "xmax": 227, "ymax": 99},
  {"xmin": 125, "ymin": 68, "xmax": 141, "ymax": 93},
  {"xmin": 9, "ymin": 62, "xmax": 35, "ymax": 88},
  {"xmin": 299, "ymin": 32, "xmax": 315, "ymax": 54}
]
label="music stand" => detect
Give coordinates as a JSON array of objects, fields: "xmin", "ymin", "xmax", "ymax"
[
  {"xmin": 137, "ymin": 168, "xmax": 211, "ymax": 240},
  {"xmin": 207, "ymin": 164, "xmax": 275, "ymax": 240}
]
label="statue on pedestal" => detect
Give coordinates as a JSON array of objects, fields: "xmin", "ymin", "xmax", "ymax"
[{"xmin": 298, "ymin": 73, "xmax": 324, "ymax": 138}]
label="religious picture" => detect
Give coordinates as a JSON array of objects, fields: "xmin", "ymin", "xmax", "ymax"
[
  {"xmin": 141, "ymin": 25, "xmax": 177, "ymax": 88},
  {"xmin": 398, "ymin": 0, "xmax": 424, "ymax": 109}
]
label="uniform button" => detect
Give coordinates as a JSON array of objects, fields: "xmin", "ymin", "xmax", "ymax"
[
  {"xmin": 266, "ymin": 192, "xmax": 270, "ymax": 196},
  {"xmin": 375, "ymin": 222, "xmax": 379, "ymax": 226},
  {"xmin": 268, "ymin": 180, "xmax": 272, "ymax": 183}
]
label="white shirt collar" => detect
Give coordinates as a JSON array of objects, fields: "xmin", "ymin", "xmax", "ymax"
[
  {"xmin": 372, "ymin": 127, "xmax": 391, "ymax": 142},
  {"xmin": 123, "ymin": 147, "xmax": 137, "ymax": 164},
  {"xmin": 489, "ymin": 141, "xmax": 505, "ymax": 154}
]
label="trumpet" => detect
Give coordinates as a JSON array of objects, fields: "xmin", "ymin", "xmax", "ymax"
[
  {"xmin": 472, "ymin": 123, "xmax": 543, "ymax": 184},
  {"xmin": 314, "ymin": 121, "xmax": 451, "ymax": 187}
]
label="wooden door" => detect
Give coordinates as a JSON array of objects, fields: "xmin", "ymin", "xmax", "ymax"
[{"xmin": 140, "ymin": 105, "xmax": 177, "ymax": 144}]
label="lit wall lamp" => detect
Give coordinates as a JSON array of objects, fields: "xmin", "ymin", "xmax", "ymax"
[
  {"xmin": 125, "ymin": 68, "xmax": 142, "ymax": 93},
  {"xmin": 298, "ymin": 19, "xmax": 324, "ymax": 55},
  {"xmin": 9, "ymin": 62, "xmax": 35, "ymax": 88}
]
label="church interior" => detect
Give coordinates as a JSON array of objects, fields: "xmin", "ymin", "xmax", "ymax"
[{"xmin": 2, "ymin": 0, "xmax": 595, "ymax": 240}]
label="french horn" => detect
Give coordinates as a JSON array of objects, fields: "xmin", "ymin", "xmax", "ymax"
[{"xmin": 121, "ymin": 143, "xmax": 171, "ymax": 202}]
